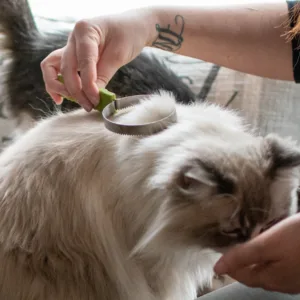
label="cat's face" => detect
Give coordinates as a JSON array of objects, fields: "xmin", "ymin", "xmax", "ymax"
[{"xmin": 150, "ymin": 133, "xmax": 300, "ymax": 252}]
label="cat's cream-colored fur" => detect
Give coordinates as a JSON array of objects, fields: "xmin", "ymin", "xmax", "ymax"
[{"xmin": 0, "ymin": 91, "xmax": 299, "ymax": 300}]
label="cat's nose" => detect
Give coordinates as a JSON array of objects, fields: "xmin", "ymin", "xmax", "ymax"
[{"xmin": 237, "ymin": 228, "xmax": 252, "ymax": 242}]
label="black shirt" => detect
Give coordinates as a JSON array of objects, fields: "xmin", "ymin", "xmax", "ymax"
[{"xmin": 287, "ymin": 0, "xmax": 300, "ymax": 82}]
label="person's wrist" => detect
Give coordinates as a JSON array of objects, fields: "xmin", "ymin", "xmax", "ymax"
[
  {"xmin": 142, "ymin": 7, "xmax": 161, "ymax": 47},
  {"xmin": 117, "ymin": 7, "xmax": 159, "ymax": 49},
  {"xmin": 143, "ymin": 7, "xmax": 184, "ymax": 52}
]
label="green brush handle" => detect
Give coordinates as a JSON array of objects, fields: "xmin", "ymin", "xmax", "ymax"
[{"xmin": 57, "ymin": 74, "xmax": 116, "ymax": 112}]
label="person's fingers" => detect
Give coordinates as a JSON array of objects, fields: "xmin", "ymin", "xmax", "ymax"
[
  {"xmin": 43, "ymin": 70, "xmax": 69, "ymax": 103},
  {"xmin": 230, "ymin": 261, "xmax": 293, "ymax": 293},
  {"xmin": 61, "ymin": 36, "xmax": 93, "ymax": 112},
  {"xmin": 214, "ymin": 216, "xmax": 294, "ymax": 276},
  {"xmin": 95, "ymin": 43, "xmax": 125, "ymax": 89},
  {"xmin": 228, "ymin": 262, "xmax": 274, "ymax": 289},
  {"xmin": 48, "ymin": 92, "xmax": 63, "ymax": 105},
  {"xmin": 214, "ymin": 238, "xmax": 268, "ymax": 275},
  {"xmin": 40, "ymin": 49, "xmax": 69, "ymax": 103},
  {"xmin": 74, "ymin": 20, "xmax": 102, "ymax": 106}
]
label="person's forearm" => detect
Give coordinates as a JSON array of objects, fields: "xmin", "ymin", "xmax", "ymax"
[{"xmin": 145, "ymin": 2, "xmax": 294, "ymax": 81}]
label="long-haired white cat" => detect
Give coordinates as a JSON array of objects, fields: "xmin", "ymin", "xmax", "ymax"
[{"xmin": 0, "ymin": 91, "xmax": 299, "ymax": 300}]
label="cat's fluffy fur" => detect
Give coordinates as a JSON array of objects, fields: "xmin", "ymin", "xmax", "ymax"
[
  {"xmin": 0, "ymin": 91, "xmax": 299, "ymax": 300},
  {"xmin": 0, "ymin": 0, "xmax": 195, "ymax": 140}
]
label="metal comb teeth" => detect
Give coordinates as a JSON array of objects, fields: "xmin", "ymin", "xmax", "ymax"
[{"xmin": 102, "ymin": 94, "xmax": 177, "ymax": 136}]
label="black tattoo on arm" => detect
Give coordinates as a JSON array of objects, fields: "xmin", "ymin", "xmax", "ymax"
[{"xmin": 152, "ymin": 15, "xmax": 185, "ymax": 52}]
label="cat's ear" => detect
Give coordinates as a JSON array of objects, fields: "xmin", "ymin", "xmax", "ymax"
[
  {"xmin": 176, "ymin": 160, "xmax": 235, "ymax": 195},
  {"xmin": 177, "ymin": 165, "xmax": 216, "ymax": 192},
  {"xmin": 264, "ymin": 134, "xmax": 300, "ymax": 170}
]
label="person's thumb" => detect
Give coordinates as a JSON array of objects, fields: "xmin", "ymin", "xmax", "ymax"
[{"xmin": 214, "ymin": 239, "xmax": 266, "ymax": 276}]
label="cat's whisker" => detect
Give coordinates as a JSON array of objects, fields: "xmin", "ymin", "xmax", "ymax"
[{"xmin": 27, "ymin": 98, "xmax": 58, "ymax": 119}]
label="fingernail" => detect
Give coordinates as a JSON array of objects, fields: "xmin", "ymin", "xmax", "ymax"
[
  {"xmin": 56, "ymin": 97, "xmax": 63, "ymax": 105},
  {"xmin": 83, "ymin": 103, "xmax": 93, "ymax": 112},
  {"xmin": 214, "ymin": 259, "xmax": 228, "ymax": 275},
  {"xmin": 91, "ymin": 96, "xmax": 99, "ymax": 107}
]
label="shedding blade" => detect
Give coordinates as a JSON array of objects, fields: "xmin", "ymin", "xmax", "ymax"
[{"xmin": 56, "ymin": 75, "xmax": 177, "ymax": 136}]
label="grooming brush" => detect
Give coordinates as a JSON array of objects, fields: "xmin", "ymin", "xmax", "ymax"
[{"xmin": 57, "ymin": 75, "xmax": 177, "ymax": 136}]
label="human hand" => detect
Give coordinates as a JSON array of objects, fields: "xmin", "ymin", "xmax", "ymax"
[
  {"xmin": 41, "ymin": 9, "xmax": 156, "ymax": 111},
  {"xmin": 214, "ymin": 214, "xmax": 300, "ymax": 294}
]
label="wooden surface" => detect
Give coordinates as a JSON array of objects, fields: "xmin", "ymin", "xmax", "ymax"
[{"xmin": 206, "ymin": 67, "xmax": 300, "ymax": 141}]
